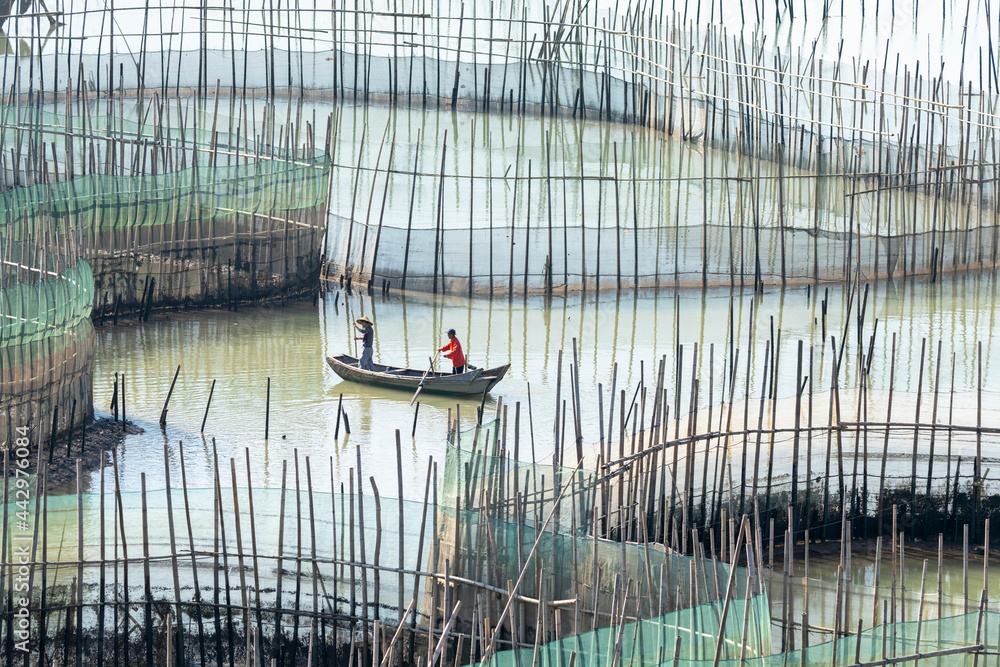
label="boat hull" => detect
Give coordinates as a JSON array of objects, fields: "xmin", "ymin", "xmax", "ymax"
[{"xmin": 325, "ymin": 354, "xmax": 509, "ymax": 396}]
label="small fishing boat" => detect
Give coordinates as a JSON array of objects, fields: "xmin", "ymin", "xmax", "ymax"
[{"xmin": 325, "ymin": 354, "xmax": 510, "ymax": 396}]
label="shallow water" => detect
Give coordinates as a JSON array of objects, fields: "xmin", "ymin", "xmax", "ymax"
[
  {"xmin": 86, "ymin": 269, "xmax": 1000, "ymax": 501},
  {"xmin": 770, "ymin": 543, "xmax": 1000, "ymax": 638}
]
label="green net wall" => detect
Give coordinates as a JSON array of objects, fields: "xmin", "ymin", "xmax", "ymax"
[
  {"xmin": 0, "ymin": 157, "xmax": 330, "ymax": 233},
  {"xmin": 0, "ymin": 103, "xmax": 260, "ymax": 162},
  {"xmin": 0, "ymin": 255, "xmax": 95, "ymax": 448},
  {"xmin": 437, "ymin": 421, "xmax": 762, "ymax": 635},
  {"xmin": 1, "ymin": 101, "xmax": 333, "ymax": 316},
  {"xmin": 471, "ymin": 608, "xmax": 998, "ymax": 667},
  {"xmin": 467, "ymin": 595, "xmax": 772, "ymax": 667},
  {"xmin": 0, "ymin": 260, "xmax": 93, "ymax": 345},
  {"xmin": 0, "ymin": 101, "xmax": 310, "ymax": 184}
]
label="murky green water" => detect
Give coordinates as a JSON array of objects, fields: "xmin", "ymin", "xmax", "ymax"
[
  {"xmin": 770, "ymin": 543, "xmax": 1000, "ymax": 642},
  {"xmin": 87, "ymin": 269, "xmax": 1000, "ymax": 500}
]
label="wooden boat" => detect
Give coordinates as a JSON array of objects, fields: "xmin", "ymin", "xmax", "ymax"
[{"xmin": 325, "ymin": 354, "xmax": 510, "ymax": 396}]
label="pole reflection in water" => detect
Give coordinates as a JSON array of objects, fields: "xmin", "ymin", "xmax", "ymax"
[{"xmin": 91, "ymin": 271, "xmax": 1000, "ymax": 499}]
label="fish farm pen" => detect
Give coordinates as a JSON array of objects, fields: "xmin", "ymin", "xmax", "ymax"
[
  {"xmin": 6, "ymin": 349, "xmax": 1000, "ymax": 666},
  {"xmin": 0, "ymin": 0, "xmax": 999, "ymax": 665},
  {"xmin": 0, "ymin": 102, "xmax": 334, "ymax": 317}
]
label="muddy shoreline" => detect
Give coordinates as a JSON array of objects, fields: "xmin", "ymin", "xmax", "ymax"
[{"xmin": 35, "ymin": 417, "xmax": 143, "ymax": 488}]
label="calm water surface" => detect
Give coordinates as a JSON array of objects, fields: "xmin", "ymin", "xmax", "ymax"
[{"xmin": 90, "ymin": 271, "xmax": 1000, "ymax": 498}]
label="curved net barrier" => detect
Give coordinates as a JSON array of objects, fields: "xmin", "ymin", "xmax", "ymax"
[
  {"xmin": 0, "ymin": 259, "xmax": 93, "ymax": 346},
  {"xmin": 0, "ymin": 416, "xmax": 772, "ymax": 666},
  {"xmin": 327, "ymin": 212, "xmax": 998, "ymax": 296},
  {"xmin": 315, "ymin": 91, "xmax": 996, "ymax": 294},
  {"xmin": 0, "ymin": 98, "xmax": 333, "ymax": 441},
  {"xmin": 0, "ymin": 101, "xmax": 334, "ymax": 315},
  {"xmin": 0, "ymin": 1, "xmax": 993, "ymax": 160},
  {"xmin": 474, "ymin": 609, "xmax": 998, "ymax": 667},
  {"xmin": 0, "ymin": 1, "xmax": 995, "ymax": 292},
  {"xmin": 16, "ymin": 156, "xmax": 329, "ymax": 315},
  {"xmin": 0, "ymin": 249, "xmax": 94, "ymax": 449},
  {"xmin": 3, "ymin": 417, "xmax": 1000, "ymax": 666}
]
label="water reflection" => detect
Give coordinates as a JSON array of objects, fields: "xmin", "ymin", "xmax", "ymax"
[{"xmin": 89, "ymin": 271, "xmax": 999, "ymax": 500}]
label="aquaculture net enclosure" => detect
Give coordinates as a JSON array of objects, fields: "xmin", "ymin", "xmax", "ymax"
[
  {"xmin": 473, "ymin": 609, "xmax": 999, "ymax": 667},
  {"xmin": 1, "ymin": 1, "xmax": 996, "ymax": 293},
  {"xmin": 0, "ymin": 419, "xmax": 769, "ymax": 666},
  {"xmin": 1, "ymin": 102, "xmax": 334, "ymax": 315},
  {"xmin": 0, "ymin": 238, "xmax": 94, "ymax": 447}
]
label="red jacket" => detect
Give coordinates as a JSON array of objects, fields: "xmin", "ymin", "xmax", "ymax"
[{"xmin": 439, "ymin": 338, "xmax": 466, "ymax": 368}]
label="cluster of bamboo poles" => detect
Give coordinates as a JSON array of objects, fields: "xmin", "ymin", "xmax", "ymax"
[
  {"xmin": 529, "ymin": 303, "xmax": 994, "ymax": 551},
  {"xmin": 2, "ymin": 361, "xmax": 999, "ymax": 666},
  {"xmin": 451, "ymin": 406, "xmax": 1000, "ymax": 662},
  {"xmin": 0, "ymin": 431, "xmax": 726, "ymax": 667},
  {"xmin": 0, "ymin": 87, "xmax": 336, "ymax": 456},
  {"xmin": 322, "ymin": 109, "xmax": 996, "ymax": 297},
  {"xmin": 300, "ymin": 0, "xmax": 1000, "ymax": 293},
  {"xmin": 2, "ymin": 0, "xmax": 996, "ymax": 294},
  {"xmin": 1, "ymin": 86, "xmax": 336, "ymax": 317}
]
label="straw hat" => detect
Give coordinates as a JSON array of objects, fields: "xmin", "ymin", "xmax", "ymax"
[{"xmin": 356, "ymin": 315, "xmax": 373, "ymax": 326}]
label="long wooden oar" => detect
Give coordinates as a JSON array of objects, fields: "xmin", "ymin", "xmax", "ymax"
[{"xmin": 409, "ymin": 350, "xmax": 441, "ymax": 406}]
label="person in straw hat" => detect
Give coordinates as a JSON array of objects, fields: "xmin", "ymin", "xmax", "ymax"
[{"xmin": 354, "ymin": 315, "xmax": 375, "ymax": 370}]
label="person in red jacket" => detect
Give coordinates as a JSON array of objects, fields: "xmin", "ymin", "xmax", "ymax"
[{"xmin": 439, "ymin": 329, "xmax": 466, "ymax": 374}]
